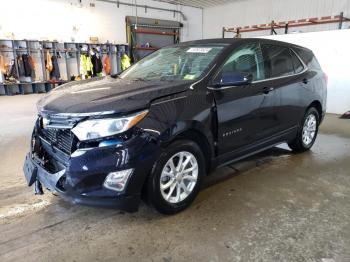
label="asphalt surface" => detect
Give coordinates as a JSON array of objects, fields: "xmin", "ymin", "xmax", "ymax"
[{"xmin": 0, "ymin": 94, "xmax": 349, "ymax": 262}]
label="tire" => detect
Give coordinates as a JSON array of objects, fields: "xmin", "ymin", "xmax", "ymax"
[
  {"xmin": 288, "ymin": 107, "xmax": 320, "ymax": 152},
  {"xmin": 146, "ymin": 140, "xmax": 206, "ymax": 215}
]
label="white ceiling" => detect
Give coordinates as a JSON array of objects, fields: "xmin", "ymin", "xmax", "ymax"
[{"xmin": 154, "ymin": 0, "xmax": 239, "ymax": 8}]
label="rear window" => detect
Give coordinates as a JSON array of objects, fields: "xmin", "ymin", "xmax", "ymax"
[
  {"xmin": 262, "ymin": 44, "xmax": 294, "ymax": 78},
  {"xmin": 294, "ymin": 47, "xmax": 321, "ymax": 70},
  {"xmin": 290, "ymin": 50, "xmax": 305, "ymax": 73}
]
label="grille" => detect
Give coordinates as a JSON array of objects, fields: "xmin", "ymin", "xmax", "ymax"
[{"xmin": 40, "ymin": 128, "xmax": 74, "ymax": 155}]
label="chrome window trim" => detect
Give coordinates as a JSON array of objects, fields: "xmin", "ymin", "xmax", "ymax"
[
  {"xmin": 290, "ymin": 48, "xmax": 308, "ymax": 71},
  {"xmin": 252, "ymin": 66, "xmax": 308, "ymax": 84}
]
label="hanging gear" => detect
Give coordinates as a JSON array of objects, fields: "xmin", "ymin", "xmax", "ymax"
[
  {"xmin": 17, "ymin": 55, "xmax": 26, "ymax": 77},
  {"xmin": 80, "ymin": 54, "xmax": 93, "ymax": 78},
  {"xmin": 29, "ymin": 55, "xmax": 36, "ymax": 80},
  {"xmin": 45, "ymin": 50, "xmax": 53, "ymax": 72},
  {"xmin": 0, "ymin": 55, "xmax": 5, "ymax": 74},
  {"xmin": 50, "ymin": 55, "xmax": 61, "ymax": 80},
  {"xmin": 121, "ymin": 53, "xmax": 131, "ymax": 71},
  {"xmin": 104, "ymin": 55, "xmax": 111, "ymax": 75},
  {"xmin": 91, "ymin": 54, "xmax": 103, "ymax": 77},
  {"xmin": 22, "ymin": 54, "xmax": 33, "ymax": 77}
]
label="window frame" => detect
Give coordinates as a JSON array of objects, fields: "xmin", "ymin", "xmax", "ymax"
[
  {"xmin": 211, "ymin": 41, "xmax": 266, "ymax": 85},
  {"xmin": 289, "ymin": 48, "xmax": 305, "ymax": 74},
  {"xmin": 255, "ymin": 44, "xmax": 308, "ymax": 84},
  {"xmin": 261, "ymin": 44, "xmax": 295, "ymax": 78},
  {"xmin": 209, "ymin": 42, "xmax": 309, "ymax": 89}
]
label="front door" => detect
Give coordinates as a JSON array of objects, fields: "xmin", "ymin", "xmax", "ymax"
[{"xmin": 211, "ymin": 42, "xmax": 279, "ymax": 155}]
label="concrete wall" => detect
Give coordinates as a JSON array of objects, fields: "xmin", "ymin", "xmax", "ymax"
[
  {"xmin": 203, "ymin": 0, "xmax": 350, "ymax": 38},
  {"xmin": 0, "ymin": 0, "xmax": 203, "ymax": 43}
]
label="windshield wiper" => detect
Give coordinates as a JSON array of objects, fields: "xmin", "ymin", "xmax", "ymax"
[{"xmin": 131, "ymin": 77, "xmax": 148, "ymax": 81}]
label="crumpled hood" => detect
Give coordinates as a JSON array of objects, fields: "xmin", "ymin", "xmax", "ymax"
[{"xmin": 37, "ymin": 76, "xmax": 191, "ymax": 115}]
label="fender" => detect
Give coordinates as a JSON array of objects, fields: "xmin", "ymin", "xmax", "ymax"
[{"xmin": 137, "ymin": 90, "xmax": 217, "ymax": 158}]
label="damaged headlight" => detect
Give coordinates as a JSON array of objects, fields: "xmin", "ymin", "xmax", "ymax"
[{"xmin": 72, "ymin": 110, "xmax": 148, "ymax": 141}]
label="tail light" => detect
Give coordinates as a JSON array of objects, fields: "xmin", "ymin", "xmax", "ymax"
[{"xmin": 323, "ymin": 72, "xmax": 328, "ymax": 86}]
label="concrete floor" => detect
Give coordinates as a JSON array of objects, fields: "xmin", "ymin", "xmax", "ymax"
[{"xmin": 0, "ymin": 94, "xmax": 350, "ymax": 262}]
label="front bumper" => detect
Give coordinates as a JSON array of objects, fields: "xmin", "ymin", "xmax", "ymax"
[
  {"xmin": 24, "ymin": 153, "xmax": 140, "ymax": 211},
  {"xmin": 23, "ymin": 130, "xmax": 160, "ymax": 212}
]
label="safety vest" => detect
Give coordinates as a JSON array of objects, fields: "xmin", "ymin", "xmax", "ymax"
[{"xmin": 121, "ymin": 54, "xmax": 131, "ymax": 71}]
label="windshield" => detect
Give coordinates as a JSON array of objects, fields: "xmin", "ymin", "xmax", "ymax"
[{"xmin": 120, "ymin": 45, "xmax": 225, "ymax": 81}]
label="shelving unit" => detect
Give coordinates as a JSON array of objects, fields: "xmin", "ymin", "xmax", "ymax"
[
  {"xmin": 134, "ymin": 29, "xmax": 179, "ymax": 36},
  {"xmin": 222, "ymin": 12, "xmax": 350, "ymax": 37},
  {"xmin": 126, "ymin": 16, "xmax": 182, "ymax": 62},
  {"xmin": 0, "ymin": 39, "xmax": 129, "ymax": 96}
]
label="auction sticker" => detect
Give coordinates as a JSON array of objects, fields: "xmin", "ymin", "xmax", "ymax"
[{"xmin": 186, "ymin": 47, "xmax": 212, "ymax": 53}]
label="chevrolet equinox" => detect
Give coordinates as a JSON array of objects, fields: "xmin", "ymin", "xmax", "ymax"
[{"xmin": 23, "ymin": 39, "xmax": 327, "ymax": 214}]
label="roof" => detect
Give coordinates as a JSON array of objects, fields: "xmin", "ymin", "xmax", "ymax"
[{"xmin": 178, "ymin": 38, "xmax": 311, "ymax": 52}]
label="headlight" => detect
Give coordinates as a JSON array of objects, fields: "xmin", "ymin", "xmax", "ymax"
[{"xmin": 72, "ymin": 110, "xmax": 148, "ymax": 141}]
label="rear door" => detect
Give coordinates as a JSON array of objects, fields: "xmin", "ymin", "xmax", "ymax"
[
  {"xmin": 261, "ymin": 44, "xmax": 306, "ymax": 132},
  {"xmin": 211, "ymin": 42, "xmax": 279, "ymax": 155}
]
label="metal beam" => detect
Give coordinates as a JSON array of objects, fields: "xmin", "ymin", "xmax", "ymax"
[
  {"xmin": 96, "ymin": 0, "xmax": 187, "ymax": 21},
  {"xmin": 223, "ymin": 12, "xmax": 350, "ymax": 35}
]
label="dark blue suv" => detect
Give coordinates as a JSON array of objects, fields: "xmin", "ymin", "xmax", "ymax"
[{"xmin": 23, "ymin": 38, "xmax": 327, "ymax": 214}]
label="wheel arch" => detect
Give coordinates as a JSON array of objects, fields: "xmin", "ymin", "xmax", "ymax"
[
  {"xmin": 308, "ymin": 100, "xmax": 323, "ymax": 120},
  {"xmin": 168, "ymin": 129, "xmax": 213, "ymax": 173},
  {"xmin": 140, "ymin": 128, "xmax": 213, "ymax": 203}
]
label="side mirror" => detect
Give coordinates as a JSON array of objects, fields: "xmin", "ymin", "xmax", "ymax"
[{"xmin": 212, "ymin": 72, "xmax": 253, "ymax": 87}]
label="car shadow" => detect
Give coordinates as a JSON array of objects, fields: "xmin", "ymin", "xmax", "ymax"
[
  {"xmin": 202, "ymin": 146, "xmax": 293, "ymax": 189},
  {"xmin": 52, "ymin": 145, "xmax": 293, "ymax": 219}
]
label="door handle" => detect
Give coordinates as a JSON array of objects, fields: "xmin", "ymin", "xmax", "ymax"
[
  {"xmin": 302, "ymin": 78, "xmax": 308, "ymax": 84},
  {"xmin": 262, "ymin": 87, "xmax": 274, "ymax": 94}
]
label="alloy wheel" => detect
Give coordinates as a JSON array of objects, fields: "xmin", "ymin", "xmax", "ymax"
[
  {"xmin": 160, "ymin": 151, "xmax": 198, "ymax": 204},
  {"xmin": 302, "ymin": 113, "xmax": 317, "ymax": 146}
]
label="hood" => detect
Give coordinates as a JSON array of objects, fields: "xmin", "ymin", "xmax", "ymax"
[{"xmin": 37, "ymin": 76, "xmax": 191, "ymax": 115}]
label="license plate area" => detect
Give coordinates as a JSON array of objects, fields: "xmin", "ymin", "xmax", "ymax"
[{"xmin": 23, "ymin": 154, "xmax": 37, "ymax": 186}]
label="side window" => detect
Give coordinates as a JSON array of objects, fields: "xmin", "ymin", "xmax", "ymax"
[
  {"xmin": 262, "ymin": 44, "xmax": 294, "ymax": 78},
  {"xmin": 294, "ymin": 47, "xmax": 321, "ymax": 70},
  {"xmin": 290, "ymin": 50, "xmax": 304, "ymax": 74},
  {"xmin": 215, "ymin": 43, "xmax": 265, "ymax": 82}
]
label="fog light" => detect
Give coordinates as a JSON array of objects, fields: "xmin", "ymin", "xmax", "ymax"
[{"xmin": 103, "ymin": 169, "xmax": 133, "ymax": 192}]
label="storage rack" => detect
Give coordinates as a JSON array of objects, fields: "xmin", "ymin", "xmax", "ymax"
[
  {"xmin": 0, "ymin": 39, "xmax": 129, "ymax": 95},
  {"xmin": 126, "ymin": 16, "xmax": 182, "ymax": 62},
  {"xmin": 222, "ymin": 12, "xmax": 350, "ymax": 37}
]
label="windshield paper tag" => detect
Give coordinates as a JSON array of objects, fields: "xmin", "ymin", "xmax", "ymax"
[
  {"xmin": 183, "ymin": 74, "xmax": 196, "ymax": 80},
  {"xmin": 187, "ymin": 48, "xmax": 212, "ymax": 53}
]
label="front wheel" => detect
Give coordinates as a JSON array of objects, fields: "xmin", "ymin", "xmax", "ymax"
[
  {"xmin": 288, "ymin": 107, "xmax": 320, "ymax": 152},
  {"xmin": 146, "ymin": 140, "xmax": 205, "ymax": 215}
]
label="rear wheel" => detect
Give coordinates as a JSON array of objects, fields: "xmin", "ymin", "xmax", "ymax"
[
  {"xmin": 288, "ymin": 107, "xmax": 319, "ymax": 152},
  {"xmin": 146, "ymin": 140, "xmax": 205, "ymax": 215}
]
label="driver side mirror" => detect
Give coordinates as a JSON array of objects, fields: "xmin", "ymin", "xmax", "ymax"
[{"xmin": 212, "ymin": 72, "xmax": 253, "ymax": 88}]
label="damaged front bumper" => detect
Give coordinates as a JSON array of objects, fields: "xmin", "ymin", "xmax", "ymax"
[
  {"xmin": 23, "ymin": 152, "xmax": 141, "ymax": 212},
  {"xmin": 23, "ymin": 119, "xmax": 160, "ymax": 212}
]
